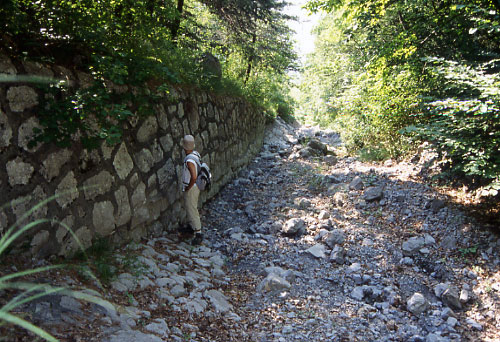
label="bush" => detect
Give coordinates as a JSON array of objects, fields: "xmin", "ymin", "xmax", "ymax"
[{"xmin": 405, "ymin": 59, "xmax": 500, "ymax": 196}]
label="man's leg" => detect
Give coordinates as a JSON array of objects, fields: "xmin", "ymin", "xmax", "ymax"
[{"xmin": 184, "ymin": 186, "xmax": 201, "ymax": 237}]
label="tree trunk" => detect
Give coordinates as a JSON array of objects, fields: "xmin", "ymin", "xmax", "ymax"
[
  {"xmin": 244, "ymin": 33, "xmax": 257, "ymax": 85},
  {"xmin": 171, "ymin": 0, "xmax": 185, "ymax": 42}
]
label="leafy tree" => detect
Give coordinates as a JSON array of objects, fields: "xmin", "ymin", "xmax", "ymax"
[
  {"xmin": 1, "ymin": 0, "xmax": 298, "ymax": 147},
  {"xmin": 300, "ymin": 0, "xmax": 500, "ymax": 194},
  {"xmin": 198, "ymin": 0, "xmax": 297, "ymax": 84}
]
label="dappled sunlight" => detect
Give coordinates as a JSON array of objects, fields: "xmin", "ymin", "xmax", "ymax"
[{"xmin": 202, "ymin": 122, "xmax": 500, "ymax": 340}]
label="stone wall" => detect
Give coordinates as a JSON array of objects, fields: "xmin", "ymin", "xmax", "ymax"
[{"xmin": 0, "ymin": 56, "xmax": 267, "ymax": 257}]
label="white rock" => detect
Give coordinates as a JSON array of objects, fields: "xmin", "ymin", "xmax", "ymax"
[
  {"xmin": 204, "ymin": 289, "xmax": 233, "ymax": 313},
  {"xmin": 306, "ymin": 244, "xmax": 327, "ymax": 259},
  {"xmin": 351, "ymin": 287, "xmax": 365, "ymax": 301},
  {"xmin": 424, "ymin": 234, "xmax": 436, "ymax": 245},
  {"xmin": 407, "ymin": 292, "xmax": 429, "ymax": 315},
  {"xmin": 324, "ymin": 229, "xmax": 345, "ymax": 248},
  {"xmin": 447, "ymin": 317, "xmax": 458, "ymax": 327},
  {"xmin": 318, "ymin": 210, "xmax": 330, "ymax": 220},
  {"xmin": 144, "ymin": 318, "xmax": 169, "ymax": 336},
  {"xmin": 184, "ymin": 298, "xmax": 208, "ymax": 314},
  {"xmin": 434, "ymin": 283, "xmax": 449, "ymax": 298},
  {"xmin": 282, "ymin": 218, "xmax": 306, "ymax": 236},
  {"xmin": 465, "ymin": 318, "xmax": 483, "ymax": 331},
  {"xmin": 346, "ymin": 262, "xmax": 361, "ymax": 274},
  {"xmin": 402, "ymin": 236, "xmax": 425, "ymax": 256},
  {"xmin": 170, "ymin": 284, "xmax": 186, "ymax": 298},
  {"xmin": 460, "ymin": 289, "xmax": 470, "ymax": 303},
  {"xmin": 257, "ymin": 274, "xmax": 291, "ymax": 293},
  {"xmin": 106, "ymin": 330, "xmax": 163, "ymax": 342},
  {"xmin": 110, "ymin": 273, "xmax": 137, "ymax": 292}
]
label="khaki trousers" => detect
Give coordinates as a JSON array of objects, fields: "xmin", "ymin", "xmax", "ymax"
[{"xmin": 183, "ymin": 185, "xmax": 201, "ymax": 232}]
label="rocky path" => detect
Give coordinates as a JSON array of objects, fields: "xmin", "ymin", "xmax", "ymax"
[
  {"xmin": 200, "ymin": 119, "xmax": 500, "ymax": 342},
  {"xmin": 2, "ymin": 119, "xmax": 499, "ymax": 342}
]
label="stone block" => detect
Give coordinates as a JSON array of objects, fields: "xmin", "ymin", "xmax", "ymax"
[
  {"xmin": 11, "ymin": 186, "xmax": 47, "ymax": 223},
  {"xmin": 56, "ymin": 172, "xmax": 79, "ymax": 208},
  {"xmin": 0, "ymin": 109, "xmax": 12, "ymax": 149},
  {"xmin": 0, "ymin": 54, "xmax": 16, "ymax": 74},
  {"xmin": 169, "ymin": 117, "xmax": 183, "ymax": 140},
  {"xmin": 201, "ymin": 131, "xmax": 209, "ymax": 150},
  {"xmin": 7, "ymin": 86, "xmax": 38, "ymax": 112},
  {"xmin": 178, "ymin": 102, "xmax": 185, "ymax": 118},
  {"xmin": 134, "ymin": 148, "xmax": 154, "ymax": 173},
  {"xmin": 41, "ymin": 149, "xmax": 72, "ymax": 181},
  {"xmin": 207, "ymin": 103, "xmax": 215, "ymax": 119},
  {"xmin": 59, "ymin": 226, "xmax": 93, "ymax": 257},
  {"xmin": 181, "ymin": 119, "xmax": 190, "ymax": 136},
  {"xmin": 147, "ymin": 174, "xmax": 157, "ymax": 188},
  {"xmin": 55, "ymin": 215, "xmax": 74, "ymax": 244},
  {"xmin": 92, "ymin": 201, "xmax": 116, "ymax": 237},
  {"xmin": 156, "ymin": 104, "xmax": 169, "ymax": 130},
  {"xmin": 6, "ymin": 157, "xmax": 34, "ymax": 186},
  {"xmin": 18, "ymin": 117, "xmax": 42, "ymax": 152},
  {"xmin": 129, "ymin": 172, "xmax": 140, "ymax": 188},
  {"xmin": 101, "ymin": 141, "xmax": 115, "ymax": 160},
  {"xmin": 208, "ymin": 122, "xmax": 218, "ymax": 137},
  {"xmin": 113, "ymin": 143, "xmax": 134, "ymax": 180},
  {"xmin": 23, "ymin": 61, "xmax": 54, "ymax": 78},
  {"xmin": 157, "ymin": 159, "xmax": 175, "ymax": 191},
  {"xmin": 137, "ymin": 115, "xmax": 158, "ymax": 143},
  {"xmin": 83, "ymin": 171, "xmax": 114, "ymax": 200},
  {"xmin": 30, "ymin": 230, "xmax": 50, "ymax": 255},
  {"xmin": 114, "ymin": 186, "xmax": 131, "ymax": 226},
  {"xmin": 151, "ymin": 140, "xmax": 164, "ymax": 163},
  {"xmin": 159, "ymin": 134, "xmax": 174, "ymax": 152},
  {"xmin": 187, "ymin": 105, "xmax": 199, "ymax": 132},
  {"xmin": 131, "ymin": 182, "xmax": 146, "ymax": 208}
]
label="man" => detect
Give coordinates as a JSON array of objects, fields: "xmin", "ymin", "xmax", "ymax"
[{"xmin": 181, "ymin": 135, "xmax": 203, "ymax": 245}]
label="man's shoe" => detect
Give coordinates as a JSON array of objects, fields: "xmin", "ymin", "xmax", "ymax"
[
  {"xmin": 191, "ymin": 233, "xmax": 203, "ymax": 246},
  {"xmin": 178, "ymin": 224, "xmax": 194, "ymax": 235}
]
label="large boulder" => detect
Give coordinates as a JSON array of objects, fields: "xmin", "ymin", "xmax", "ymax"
[
  {"xmin": 282, "ymin": 218, "xmax": 306, "ymax": 236},
  {"xmin": 257, "ymin": 273, "xmax": 291, "ymax": 293},
  {"xmin": 407, "ymin": 292, "xmax": 429, "ymax": 315},
  {"xmin": 402, "ymin": 236, "xmax": 425, "ymax": 256},
  {"xmin": 363, "ymin": 186, "xmax": 384, "ymax": 202},
  {"xmin": 306, "ymin": 138, "xmax": 328, "ymax": 155}
]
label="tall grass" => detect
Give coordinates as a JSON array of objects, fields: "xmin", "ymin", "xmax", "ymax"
[{"xmin": 0, "ymin": 191, "xmax": 110, "ymax": 341}]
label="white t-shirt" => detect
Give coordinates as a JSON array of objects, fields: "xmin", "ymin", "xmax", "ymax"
[{"xmin": 182, "ymin": 153, "xmax": 199, "ymax": 191}]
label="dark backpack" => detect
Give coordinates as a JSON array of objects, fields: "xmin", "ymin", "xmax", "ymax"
[{"xmin": 185, "ymin": 152, "xmax": 212, "ymax": 191}]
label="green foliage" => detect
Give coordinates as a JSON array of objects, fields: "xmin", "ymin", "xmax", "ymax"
[
  {"xmin": 297, "ymin": 10, "xmax": 418, "ymax": 159},
  {"xmin": 458, "ymin": 244, "xmax": 479, "ymax": 258},
  {"xmin": 404, "ymin": 59, "xmax": 500, "ymax": 195},
  {"xmin": 73, "ymin": 237, "xmax": 117, "ymax": 285},
  {"xmin": 73, "ymin": 239, "xmax": 147, "ymax": 286},
  {"xmin": 298, "ymin": 0, "xmax": 500, "ymax": 195},
  {"xmin": 3, "ymin": 0, "xmax": 297, "ymax": 148}
]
